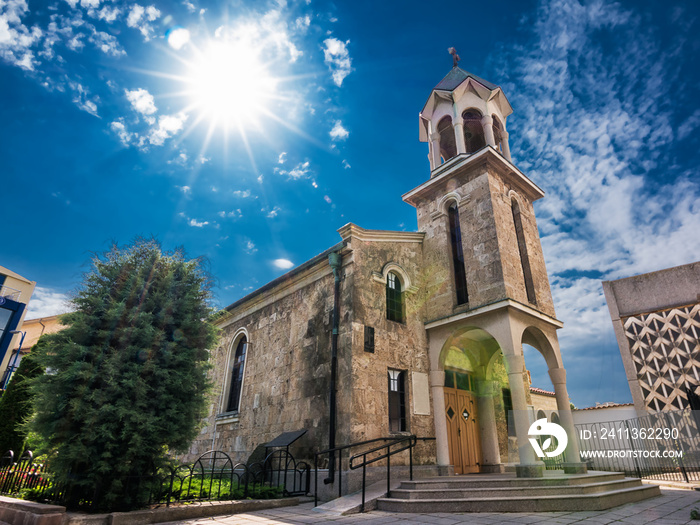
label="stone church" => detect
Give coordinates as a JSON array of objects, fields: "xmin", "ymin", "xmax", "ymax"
[{"xmin": 186, "ymin": 64, "xmax": 586, "ymax": 482}]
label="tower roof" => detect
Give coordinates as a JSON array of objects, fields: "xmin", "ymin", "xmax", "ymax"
[{"xmin": 434, "ymin": 67, "xmax": 499, "ymax": 92}]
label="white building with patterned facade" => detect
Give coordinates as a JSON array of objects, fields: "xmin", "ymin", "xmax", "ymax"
[{"xmin": 603, "ymin": 262, "xmax": 700, "ymax": 415}]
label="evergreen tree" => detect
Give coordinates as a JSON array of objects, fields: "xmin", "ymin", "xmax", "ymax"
[
  {"xmin": 31, "ymin": 239, "xmax": 218, "ymax": 511},
  {"xmin": 0, "ymin": 348, "xmax": 43, "ymax": 458}
]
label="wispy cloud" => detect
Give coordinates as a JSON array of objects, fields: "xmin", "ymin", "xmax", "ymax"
[
  {"xmin": 244, "ymin": 239, "xmax": 257, "ymax": 254},
  {"xmin": 323, "ymin": 37, "xmax": 352, "ymax": 87},
  {"xmin": 266, "ymin": 206, "xmax": 281, "ymax": 218},
  {"xmin": 329, "ymin": 120, "xmax": 349, "ymax": 141},
  {"xmin": 501, "ymin": 0, "xmax": 700, "ymax": 381},
  {"xmin": 26, "ymin": 286, "xmax": 72, "ymax": 319}
]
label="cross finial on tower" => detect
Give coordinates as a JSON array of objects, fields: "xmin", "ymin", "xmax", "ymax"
[{"xmin": 448, "ymin": 47, "xmax": 460, "ymax": 68}]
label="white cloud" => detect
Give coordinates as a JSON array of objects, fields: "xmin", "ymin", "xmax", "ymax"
[
  {"xmin": 342, "ymin": 159, "xmax": 351, "ymax": 169},
  {"xmin": 278, "ymin": 152, "xmax": 287, "ymax": 164},
  {"xmin": 177, "ymin": 185, "xmax": 191, "ymax": 194},
  {"xmin": 218, "ymin": 209, "xmax": 242, "ymax": 219},
  {"xmin": 274, "ymin": 160, "xmax": 311, "ymax": 180},
  {"xmin": 188, "ymin": 218, "xmax": 209, "ymax": 227},
  {"xmin": 266, "ymin": 206, "xmax": 281, "ymax": 218},
  {"xmin": 148, "ymin": 112, "xmax": 187, "ymax": 145},
  {"xmin": 97, "ymin": 6, "xmax": 120, "ymax": 22},
  {"xmin": 244, "ymin": 239, "xmax": 257, "ymax": 254},
  {"xmin": 125, "ymin": 88, "xmax": 157, "ymax": 115},
  {"xmin": 126, "ymin": 4, "xmax": 161, "ymax": 41},
  {"xmin": 110, "ymin": 119, "xmax": 133, "ymax": 145},
  {"xmin": 232, "ymin": 189, "xmax": 252, "ymax": 198},
  {"xmin": 329, "ymin": 120, "xmax": 349, "ymax": 141},
  {"xmin": 323, "ymin": 37, "xmax": 352, "ymax": 87},
  {"xmin": 69, "ymin": 81, "xmax": 99, "ymax": 116},
  {"xmin": 167, "ymin": 27, "xmax": 190, "ymax": 50},
  {"xmin": 273, "ymin": 258, "xmax": 294, "ymax": 269},
  {"xmin": 26, "ymin": 286, "xmax": 72, "ymax": 319}
]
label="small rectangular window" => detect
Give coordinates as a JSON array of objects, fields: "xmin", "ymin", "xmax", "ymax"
[
  {"xmin": 444, "ymin": 370, "xmax": 455, "ymax": 388},
  {"xmin": 364, "ymin": 326, "xmax": 375, "ymax": 353},
  {"xmin": 388, "ymin": 369, "xmax": 407, "ymax": 432},
  {"xmin": 502, "ymin": 388, "xmax": 515, "ymax": 437}
]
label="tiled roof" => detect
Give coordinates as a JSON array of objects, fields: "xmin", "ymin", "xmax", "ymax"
[
  {"xmin": 434, "ymin": 67, "xmax": 499, "ymax": 92},
  {"xmin": 577, "ymin": 402, "xmax": 634, "ymax": 411},
  {"xmin": 530, "ymin": 386, "xmax": 556, "ymax": 397}
]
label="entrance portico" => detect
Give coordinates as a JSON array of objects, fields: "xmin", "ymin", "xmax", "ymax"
[{"xmin": 427, "ymin": 298, "xmax": 585, "ymax": 477}]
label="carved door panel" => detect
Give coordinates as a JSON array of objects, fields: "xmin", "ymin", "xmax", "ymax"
[{"xmin": 445, "ymin": 387, "xmax": 481, "ymax": 474}]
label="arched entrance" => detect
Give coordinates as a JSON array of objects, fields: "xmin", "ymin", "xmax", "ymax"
[{"xmin": 437, "ymin": 327, "xmax": 504, "ymax": 474}]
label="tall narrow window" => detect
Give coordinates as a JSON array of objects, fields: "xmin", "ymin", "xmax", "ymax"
[
  {"xmin": 511, "ymin": 199, "xmax": 536, "ymax": 305},
  {"xmin": 502, "ymin": 388, "xmax": 515, "ymax": 437},
  {"xmin": 226, "ymin": 336, "xmax": 247, "ymax": 412},
  {"xmin": 462, "ymin": 110, "xmax": 486, "ymax": 153},
  {"xmin": 388, "ymin": 370, "xmax": 406, "ymax": 432},
  {"xmin": 437, "ymin": 116, "xmax": 457, "ymax": 162},
  {"xmin": 386, "ymin": 272, "xmax": 404, "ymax": 323},
  {"xmin": 448, "ymin": 203, "xmax": 469, "ymax": 305}
]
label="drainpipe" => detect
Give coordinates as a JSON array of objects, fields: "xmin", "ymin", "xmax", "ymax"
[{"xmin": 324, "ymin": 251, "xmax": 342, "ymax": 484}]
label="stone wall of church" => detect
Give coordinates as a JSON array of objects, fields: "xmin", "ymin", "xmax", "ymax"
[
  {"xmin": 181, "ymin": 255, "xmax": 355, "ymax": 466},
  {"xmin": 487, "ymin": 168, "xmax": 556, "ymax": 317},
  {"xmin": 414, "ymin": 165, "xmax": 510, "ymax": 322},
  {"xmin": 346, "ymin": 237, "xmax": 437, "ymax": 465}
]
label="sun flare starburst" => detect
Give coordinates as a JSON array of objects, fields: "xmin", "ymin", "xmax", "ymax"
[{"xmin": 187, "ymin": 41, "xmax": 278, "ymax": 128}]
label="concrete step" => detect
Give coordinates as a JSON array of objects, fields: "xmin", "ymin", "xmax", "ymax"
[
  {"xmin": 391, "ymin": 477, "xmax": 644, "ymax": 499},
  {"xmin": 376, "ymin": 484, "xmax": 662, "ymax": 513},
  {"xmin": 398, "ymin": 471, "xmax": 624, "ymax": 490}
]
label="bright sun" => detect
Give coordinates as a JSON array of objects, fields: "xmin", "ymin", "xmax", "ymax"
[{"xmin": 188, "ymin": 42, "xmax": 278, "ymax": 128}]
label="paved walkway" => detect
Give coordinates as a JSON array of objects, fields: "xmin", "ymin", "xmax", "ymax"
[{"xmin": 164, "ymin": 488, "xmax": 700, "ymax": 524}]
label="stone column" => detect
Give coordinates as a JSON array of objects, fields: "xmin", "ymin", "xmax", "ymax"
[
  {"xmin": 476, "ymin": 379, "xmax": 503, "ymax": 472},
  {"xmin": 501, "ymin": 130, "xmax": 512, "ymax": 161},
  {"xmin": 549, "ymin": 367, "xmax": 587, "ymax": 474},
  {"xmin": 430, "ymin": 370, "xmax": 451, "ymax": 470},
  {"xmin": 481, "ymin": 115, "xmax": 496, "ymax": 148},
  {"xmin": 452, "ymin": 116, "xmax": 467, "ymax": 155},
  {"xmin": 429, "ymin": 132, "xmax": 441, "ymax": 170},
  {"xmin": 504, "ymin": 353, "xmax": 544, "ymax": 477}
]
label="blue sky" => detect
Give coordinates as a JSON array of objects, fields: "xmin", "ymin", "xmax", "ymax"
[{"xmin": 2, "ymin": 0, "xmax": 699, "ymax": 408}]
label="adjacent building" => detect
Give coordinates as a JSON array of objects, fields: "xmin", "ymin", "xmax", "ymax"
[
  {"xmin": 602, "ymin": 261, "xmax": 700, "ymax": 415},
  {"xmin": 0, "ymin": 266, "xmax": 36, "ymax": 390}
]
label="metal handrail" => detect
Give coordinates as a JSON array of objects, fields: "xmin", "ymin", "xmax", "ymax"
[
  {"xmin": 313, "ymin": 436, "xmax": 398, "ymax": 506},
  {"xmin": 349, "ymin": 435, "xmax": 417, "ymax": 512}
]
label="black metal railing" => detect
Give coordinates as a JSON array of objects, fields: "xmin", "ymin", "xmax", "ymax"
[
  {"xmin": 1, "ymin": 448, "xmax": 310, "ymax": 510},
  {"xmin": 575, "ymin": 408, "xmax": 700, "ymax": 483},
  {"xmin": 349, "ymin": 434, "xmax": 417, "ymax": 512},
  {"xmin": 313, "ymin": 435, "xmax": 428, "ymax": 512}
]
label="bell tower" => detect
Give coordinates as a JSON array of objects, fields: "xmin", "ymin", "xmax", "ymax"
[{"xmin": 404, "ymin": 58, "xmax": 586, "ymax": 477}]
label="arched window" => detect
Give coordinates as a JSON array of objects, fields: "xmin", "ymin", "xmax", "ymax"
[
  {"xmin": 437, "ymin": 116, "xmax": 457, "ymax": 162},
  {"xmin": 537, "ymin": 409, "xmax": 547, "ymax": 421},
  {"xmin": 226, "ymin": 335, "xmax": 248, "ymax": 412},
  {"xmin": 492, "ymin": 116, "xmax": 504, "ymax": 153},
  {"xmin": 462, "ymin": 110, "xmax": 486, "ymax": 154},
  {"xmin": 511, "ymin": 198, "xmax": 536, "ymax": 305},
  {"xmin": 386, "ymin": 271, "xmax": 404, "ymax": 323},
  {"xmin": 448, "ymin": 203, "xmax": 469, "ymax": 305},
  {"xmin": 551, "ymin": 412, "xmax": 560, "ymax": 425}
]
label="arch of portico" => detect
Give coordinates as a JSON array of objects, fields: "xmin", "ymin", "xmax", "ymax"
[{"xmin": 426, "ymin": 303, "xmax": 585, "ymax": 477}]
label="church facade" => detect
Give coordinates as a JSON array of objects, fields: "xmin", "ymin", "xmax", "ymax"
[{"xmin": 186, "ymin": 65, "xmax": 585, "ymax": 481}]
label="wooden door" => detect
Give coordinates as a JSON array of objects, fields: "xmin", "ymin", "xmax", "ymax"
[{"xmin": 444, "ymin": 387, "xmax": 481, "ymax": 474}]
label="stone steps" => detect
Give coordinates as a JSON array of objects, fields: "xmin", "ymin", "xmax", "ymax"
[
  {"xmin": 390, "ymin": 478, "xmax": 644, "ymax": 499},
  {"xmin": 398, "ymin": 471, "xmax": 623, "ymax": 490},
  {"xmin": 376, "ymin": 472, "xmax": 661, "ymax": 513}
]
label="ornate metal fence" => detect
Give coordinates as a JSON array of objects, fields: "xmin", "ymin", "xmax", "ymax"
[
  {"xmin": 1, "ymin": 448, "xmax": 310, "ymax": 509},
  {"xmin": 0, "ymin": 450, "xmax": 52, "ymax": 496},
  {"xmin": 575, "ymin": 408, "xmax": 700, "ymax": 482}
]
